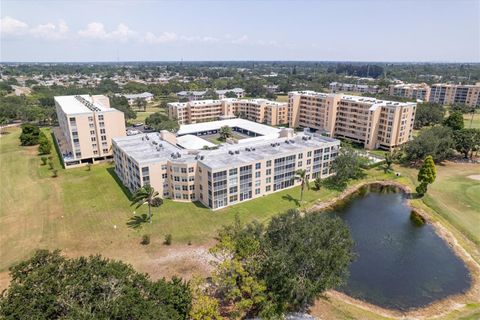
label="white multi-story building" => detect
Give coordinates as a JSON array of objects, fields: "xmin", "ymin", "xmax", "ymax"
[
  {"xmin": 113, "ymin": 119, "xmax": 340, "ymax": 210},
  {"xmin": 53, "ymin": 95, "xmax": 126, "ymax": 168}
]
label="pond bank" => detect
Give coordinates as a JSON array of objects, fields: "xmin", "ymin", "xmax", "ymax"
[{"xmin": 308, "ymin": 180, "xmax": 480, "ymax": 319}]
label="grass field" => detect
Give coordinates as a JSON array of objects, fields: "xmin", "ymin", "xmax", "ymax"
[
  {"xmin": 397, "ymin": 162, "xmax": 480, "ymax": 246},
  {"xmin": 1, "ymin": 127, "xmax": 479, "ymax": 319},
  {"xmin": 464, "ymin": 111, "xmax": 480, "ymax": 129},
  {"xmin": 127, "ymin": 103, "xmax": 167, "ymax": 125}
]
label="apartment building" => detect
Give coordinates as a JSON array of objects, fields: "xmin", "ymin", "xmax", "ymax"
[
  {"xmin": 288, "ymin": 91, "xmax": 416, "ymax": 150},
  {"xmin": 429, "ymin": 84, "xmax": 480, "ymax": 107},
  {"xmin": 53, "ymin": 95, "xmax": 126, "ymax": 168},
  {"xmin": 168, "ymin": 98, "xmax": 288, "ymax": 126},
  {"xmin": 389, "ymin": 83, "xmax": 431, "ymax": 101},
  {"xmin": 177, "ymin": 88, "xmax": 245, "ymax": 101},
  {"xmin": 112, "ymin": 119, "xmax": 340, "ymax": 210},
  {"xmin": 119, "ymin": 92, "xmax": 154, "ymax": 105},
  {"xmin": 330, "ymin": 82, "xmax": 379, "ymax": 94}
]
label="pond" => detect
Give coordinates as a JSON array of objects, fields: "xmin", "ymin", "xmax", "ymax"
[{"xmin": 331, "ymin": 184, "xmax": 471, "ymax": 311}]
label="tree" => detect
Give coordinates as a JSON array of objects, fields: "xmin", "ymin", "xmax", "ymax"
[
  {"xmin": 261, "ymin": 209, "xmax": 354, "ymax": 313},
  {"xmin": 416, "ymin": 155, "xmax": 436, "ymax": 196},
  {"xmin": 330, "ymin": 146, "xmax": 366, "ymax": 188},
  {"xmin": 209, "ymin": 217, "xmax": 268, "ymax": 319},
  {"xmin": 19, "ymin": 124, "xmax": 40, "ymax": 146},
  {"xmin": 189, "ymin": 277, "xmax": 223, "ymax": 320},
  {"xmin": 443, "ymin": 111, "xmax": 464, "ymax": 131},
  {"xmin": 131, "ymin": 185, "xmax": 162, "ymax": 224},
  {"xmin": 414, "ymin": 103, "xmax": 445, "ymax": 129},
  {"xmin": 224, "ymin": 91, "xmax": 237, "ymax": 98},
  {"xmin": 110, "ymin": 96, "xmax": 136, "ymax": 120},
  {"xmin": 453, "ymin": 128, "xmax": 480, "ymax": 158},
  {"xmin": 135, "ymin": 98, "xmax": 147, "ymax": 112},
  {"xmin": 402, "ymin": 126, "xmax": 454, "ymax": 164},
  {"xmin": 0, "ymin": 250, "xmax": 191, "ymax": 319},
  {"xmin": 384, "ymin": 152, "xmax": 394, "ymax": 173},
  {"xmin": 313, "ymin": 177, "xmax": 322, "ymax": 191},
  {"xmin": 37, "ymin": 132, "xmax": 52, "ymax": 155},
  {"xmin": 145, "ymin": 112, "xmax": 179, "ymax": 132},
  {"xmin": 218, "ymin": 125, "xmax": 233, "ymax": 141},
  {"xmin": 293, "ymin": 169, "xmax": 309, "ymax": 203}
]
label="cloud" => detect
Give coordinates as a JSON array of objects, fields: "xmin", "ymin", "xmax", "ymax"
[
  {"xmin": 0, "ymin": 16, "xmax": 29, "ymax": 36},
  {"xmin": 30, "ymin": 20, "xmax": 69, "ymax": 40},
  {"xmin": 230, "ymin": 35, "xmax": 248, "ymax": 44},
  {"xmin": 78, "ymin": 22, "xmax": 136, "ymax": 42},
  {"xmin": 143, "ymin": 31, "xmax": 178, "ymax": 44}
]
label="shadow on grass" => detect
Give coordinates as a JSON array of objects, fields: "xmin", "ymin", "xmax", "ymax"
[
  {"xmin": 192, "ymin": 201, "xmax": 209, "ymax": 209},
  {"xmin": 127, "ymin": 213, "xmax": 149, "ymax": 229},
  {"xmin": 106, "ymin": 167, "xmax": 133, "ymax": 201},
  {"xmin": 282, "ymin": 194, "xmax": 300, "ymax": 207},
  {"xmin": 49, "ymin": 131, "xmax": 65, "ymax": 168}
]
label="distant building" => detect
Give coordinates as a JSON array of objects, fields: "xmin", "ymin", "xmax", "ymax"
[
  {"xmin": 329, "ymin": 82, "xmax": 379, "ymax": 94},
  {"xmin": 119, "ymin": 92, "xmax": 154, "ymax": 105},
  {"xmin": 288, "ymin": 91, "xmax": 416, "ymax": 150},
  {"xmin": 389, "ymin": 83, "xmax": 431, "ymax": 101},
  {"xmin": 177, "ymin": 88, "xmax": 245, "ymax": 101},
  {"xmin": 53, "ymin": 95, "xmax": 126, "ymax": 168},
  {"xmin": 168, "ymin": 98, "xmax": 288, "ymax": 126},
  {"xmin": 264, "ymin": 84, "xmax": 279, "ymax": 94},
  {"xmin": 112, "ymin": 119, "xmax": 340, "ymax": 209},
  {"xmin": 429, "ymin": 83, "xmax": 480, "ymax": 107}
]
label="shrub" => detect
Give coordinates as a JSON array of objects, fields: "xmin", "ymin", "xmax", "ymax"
[
  {"xmin": 410, "ymin": 210, "xmax": 426, "ymax": 226},
  {"xmin": 151, "ymin": 197, "xmax": 163, "ymax": 207},
  {"xmin": 40, "ymin": 156, "xmax": 48, "ymax": 165},
  {"xmin": 37, "ymin": 132, "xmax": 52, "ymax": 155},
  {"xmin": 52, "ymin": 169, "xmax": 58, "ymax": 178},
  {"xmin": 141, "ymin": 234, "xmax": 150, "ymax": 245},
  {"xmin": 415, "ymin": 182, "xmax": 428, "ymax": 196},
  {"xmin": 48, "ymin": 160, "xmax": 54, "ymax": 170},
  {"xmin": 19, "ymin": 124, "xmax": 40, "ymax": 146},
  {"xmin": 314, "ymin": 177, "xmax": 322, "ymax": 190},
  {"xmin": 164, "ymin": 234, "xmax": 172, "ymax": 245}
]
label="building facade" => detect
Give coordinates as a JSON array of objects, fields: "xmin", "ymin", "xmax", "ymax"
[
  {"xmin": 177, "ymin": 88, "xmax": 245, "ymax": 101},
  {"xmin": 388, "ymin": 83, "xmax": 431, "ymax": 101},
  {"xmin": 429, "ymin": 84, "xmax": 480, "ymax": 107},
  {"xmin": 330, "ymin": 82, "xmax": 379, "ymax": 94},
  {"xmin": 120, "ymin": 92, "xmax": 154, "ymax": 105},
  {"xmin": 288, "ymin": 91, "xmax": 416, "ymax": 150},
  {"xmin": 168, "ymin": 98, "xmax": 288, "ymax": 126},
  {"xmin": 113, "ymin": 120, "xmax": 340, "ymax": 210},
  {"xmin": 54, "ymin": 95, "xmax": 126, "ymax": 168}
]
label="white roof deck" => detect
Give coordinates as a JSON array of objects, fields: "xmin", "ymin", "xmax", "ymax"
[
  {"xmin": 55, "ymin": 95, "xmax": 110, "ymax": 115},
  {"xmin": 177, "ymin": 119, "xmax": 281, "ymax": 136},
  {"xmin": 176, "ymin": 135, "xmax": 215, "ymax": 150}
]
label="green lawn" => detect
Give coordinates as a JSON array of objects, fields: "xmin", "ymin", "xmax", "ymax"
[
  {"xmin": 127, "ymin": 104, "xmax": 167, "ymax": 125},
  {"xmin": 464, "ymin": 111, "xmax": 480, "ymax": 129},
  {"xmin": 397, "ymin": 162, "xmax": 480, "ymax": 246}
]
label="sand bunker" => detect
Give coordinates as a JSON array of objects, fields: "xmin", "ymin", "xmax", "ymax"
[{"xmin": 468, "ymin": 175, "xmax": 480, "ymax": 181}]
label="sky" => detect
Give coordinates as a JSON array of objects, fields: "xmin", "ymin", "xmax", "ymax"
[{"xmin": 0, "ymin": 0, "xmax": 479, "ymax": 62}]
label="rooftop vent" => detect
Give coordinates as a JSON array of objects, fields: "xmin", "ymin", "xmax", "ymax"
[
  {"xmin": 285, "ymin": 140, "xmax": 290, "ymax": 144},
  {"xmin": 229, "ymin": 150, "xmax": 234, "ymax": 155},
  {"xmin": 235, "ymin": 150, "xmax": 240, "ymax": 154}
]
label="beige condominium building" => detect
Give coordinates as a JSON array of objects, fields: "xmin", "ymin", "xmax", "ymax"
[
  {"xmin": 389, "ymin": 83, "xmax": 431, "ymax": 101},
  {"xmin": 54, "ymin": 94, "xmax": 126, "ymax": 168},
  {"xmin": 112, "ymin": 119, "xmax": 340, "ymax": 210},
  {"xmin": 429, "ymin": 83, "xmax": 480, "ymax": 107},
  {"xmin": 168, "ymin": 98, "xmax": 288, "ymax": 126},
  {"xmin": 288, "ymin": 91, "xmax": 416, "ymax": 150}
]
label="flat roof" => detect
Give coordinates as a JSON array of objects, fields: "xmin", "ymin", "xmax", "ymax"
[
  {"xmin": 113, "ymin": 125, "xmax": 340, "ymax": 169},
  {"xmin": 122, "ymin": 92, "xmax": 154, "ymax": 99},
  {"xmin": 290, "ymin": 91, "xmax": 416, "ymax": 107},
  {"xmin": 54, "ymin": 95, "xmax": 110, "ymax": 115},
  {"xmin": 177, "ymin": 134, "xmax": 215, "ymax": 150},
  {"xmin": 177, "ymin": 118, "xmax": 281, "ymax": 136}
]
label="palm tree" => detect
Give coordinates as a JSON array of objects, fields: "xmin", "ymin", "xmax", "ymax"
[
  {"xmin": 219, "ymin": 125, "xmax": 233, "ymax": 141},
  {"xmin": 131, "ymin": 185, "xmax": 161, "ymax": 224},
  {"xmin": 293, "ymin": 169, "xmax": 310, "ymax": 203}
]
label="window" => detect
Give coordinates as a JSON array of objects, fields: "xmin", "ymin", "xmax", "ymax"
[
  {"xmin": 188, "ymin": 167, "xmax": 194, "ymax": 173},
  {"xmin": 88, "ymin": 116, "xmax": 93, "ymax": 122},
  {"xmin": 90, "ymin": 130, "xmax": 95, "ymax": 135},
  {"xmin": 266, "ymin": 177, "xmax": 271, "ymax": 183},
  {"xmin": 98, "ymin": 115, "xmax": 104, "ymax": 121},
  {"xmin": 266, "ymin": 185, "xmax": 271, "ymax": 192},
  {"xmin": 255, "ymin": 163, "xmax": 261, "ymax": 170},
  {"xmin": 266, "ymin": 160, "xmax": 272, "ymax": 167},
  {"xmin": 229, "ymin": 168, "xmax": 238, "ymax": 175},
  {"xmin": 255, "ymin": 172, "xmax": 261, "ymax": 178},
  {"xmin": 307, "ymin": 151, "xmax": 312, "ymax": 157},
  {"xmin": 162, "ymin": 173, "xmax": 167, "ymax": 179},
  {"xmin": 100, "ymin": 129, "xmax": 106, "ymax": 134},
  {"xmin": 298, "ymin": 161, "xmax": 302, "ymax": 167},
  {"xmin": 101, "ymin": 136, "xmax": 107, "ymax": 141},
  {"xmin": 181, "ymin": 168, "xmax": 187, "ymax": 173},
  {"xmin": 298, "ymin": 153, "xmax": 303, "ymax": 159},
  {"xmin": 255, "ymin": 188, "xmax": 260, "ymax": 195}
]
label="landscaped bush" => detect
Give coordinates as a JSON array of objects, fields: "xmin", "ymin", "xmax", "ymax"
[
  {"xmin": 151, "ymin": 197, "xmax": 163, "ymax": 207},
  {"xmin": 52, "ymin": 169, "xmax": 58, "ymax": 178},
  {"xmin": 19, "ymin": 124, "xmax": 40, "ymax": 146},
  {"xmin": 40, "ymin": 156, "xmax": 48, "ymax": 165},
  {"xmin": 141, "ymin": 234, "xmax": 150, "ymax": 245},
  {"xmin": 164, "ymin": 234, "xmax": 172, "ymax": 245}
]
